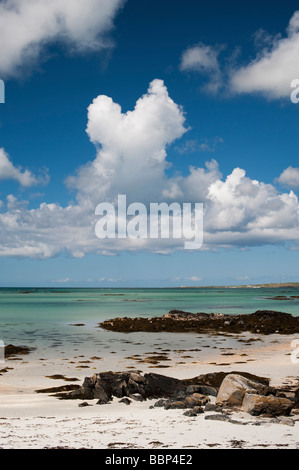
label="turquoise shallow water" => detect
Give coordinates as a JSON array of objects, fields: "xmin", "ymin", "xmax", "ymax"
[
  {"xmin": 0, "ymin": 287, "xmax": 298, "ymax": 357},
  {"xmin": 1, "ymin": 287, "xmax": 299, "ymax": 322},
  {"xmin": 0, "ymin": 288, "xmax": 299, "ymax": 367}
]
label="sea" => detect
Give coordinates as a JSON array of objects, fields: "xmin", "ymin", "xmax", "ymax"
[{"xmin": 0, "ymin": 287, "xmax": 298, "ymax": 363}]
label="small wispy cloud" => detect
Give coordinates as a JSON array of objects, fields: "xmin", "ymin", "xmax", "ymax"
[
  {"xmin": 185, "ymin": 276, "xmax": 202, "ymax": 282},
  {"xmin": 180, "ymin": 43, "xmax": 225, "ymax": 93},
  {"xmin": 53, "ymin": 277, "xmax": 71, "ymax": 283},
  {"xmin": 98, "ymin": 277, "xmax": 121, "ymax": 283},
  {"xmin": 175, "ymin": 137, "xmax": 224, "ymax": 155}
]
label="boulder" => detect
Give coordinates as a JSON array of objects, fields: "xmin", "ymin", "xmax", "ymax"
[
  {"xmin": 129, "ymin": 393, "xmax": 144, "ymax": 402},
  {"xmin": 216, "ymin": 373, "xmax": 272, "ymax": 407},
  {"xmin": 242, "ymin": 393, "xmax": 293, "ymax": 417},
  {"xmin": 119, "ymin": 398, "xmax": 131, "ymax": 405},
  {"xmin": 164, "ymin": 401, "xmax": 186, "ymax": 410},
  {"xmin": 184, "ymin": 393, "xmax": 210, "ymax": 408},
  {"xmin": 183, "ymin": 410, "xmax": 197, "ymax": 417},
  {"xmin": 154, "ymin": 399, "xmax": 169, "ymax": 408},
  {"xmin": 204, "ymin": 403, "xmax": 223, "ymax": 412},
  {"xmin": 186, "ymin": 371, "xmax": 269, "ymax": 390},
  {"xmin": 193, "ymin": 406, "xmax": 204, "ymax": 414},
  {"xmin": 143, "ymin": 373, "xmax": 186, "ymax": 398}
]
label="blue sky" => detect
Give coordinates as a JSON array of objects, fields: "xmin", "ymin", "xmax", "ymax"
[{"xmin": 0, "ymin": 0, "xmax": 298, "ymax": 287}]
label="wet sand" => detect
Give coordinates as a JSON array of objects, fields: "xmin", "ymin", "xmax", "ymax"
[{"xmin": 0, "ymin": 330, "xmax": 298, "ymax": 449}]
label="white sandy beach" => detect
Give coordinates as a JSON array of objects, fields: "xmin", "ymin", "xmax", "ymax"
[{"xmin": 0, "ymin": 330, "xmax": 298, "ymax": 449}]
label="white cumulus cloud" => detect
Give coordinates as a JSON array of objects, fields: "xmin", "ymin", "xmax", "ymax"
[
  {"xmin": 277, "ymin": 166, "xmax": 299, "ymax": 188},
  {"xmin": 0, "ymin": 80, "xmax": 299, "ymax": 258},
  {"xmin": 0, "ymin": 0, "xmax": 125, "ymax": 78},
  {"xmin": 229, "ymin": 11, "xmax": 299, "ymax": 99}
]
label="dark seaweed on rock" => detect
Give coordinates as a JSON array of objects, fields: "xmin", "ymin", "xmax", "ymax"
[
  {"xmin": 99, "ymin": 310, "xmax": 299, "ymax": 335},
  {"xmin": 4, "ymin": 344, "xmax": 32, "ymax": 358}
]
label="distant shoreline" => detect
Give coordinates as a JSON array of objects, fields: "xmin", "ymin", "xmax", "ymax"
[
  {"xmin": 180, "ymin": 282, "xmax": 299, "ymax": 289},
  {"xmin": 1, "ymin": 282, "xmax": 299, "ymax": 290}
]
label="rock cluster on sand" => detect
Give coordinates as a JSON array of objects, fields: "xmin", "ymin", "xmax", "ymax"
[
  {"xmin": 99, "ymin": 310, "xmax": 299, "ymax": 335},
  {"xmin": 52, "ymin": 370, "xmax": 297, "ymax": 419}
]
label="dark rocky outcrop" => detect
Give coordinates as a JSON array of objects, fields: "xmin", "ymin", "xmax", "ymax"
[
  {"xmin": 50, "ymin": 369, "xmax": 297, "ymax": 418},
  {"xmin": 57, "ymin": 371, "xmax": 188, "ymax": 402},
  {"xmin": 99, "ymin": 310, "xmax": 299, "ymax": 335},
  {"xmin": 55, "ymin": 369, "xmax": 271, "ymax": 404},
  {"xmin": 4, "ymin": 344, "xmax": 32, "ymax": 358}
]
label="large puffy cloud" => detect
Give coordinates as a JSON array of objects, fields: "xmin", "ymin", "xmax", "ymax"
[
  {"xmin": 0, "ymin": 0, "xmax": 125, "ymax": 77},
  {"xmin": 0, "ymin": 80, "xmax": 299, "ymax": 258},
  {"xmin": 67, "ymin": 79, "xmax": 187, "ymax": 204}
]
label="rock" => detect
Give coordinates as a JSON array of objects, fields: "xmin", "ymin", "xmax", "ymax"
[
  {"xmin": 186, "ymin": 385, "xmax": 201, "ymax": 394},
  {"xmin": 99, "ymin": 310, "xmax": 299, "ymax": 335},
  {"xmin": 184, "ymin": 393, "xmax": 210, "ymax": 408},
  {"xmin": 35, "ymin": 384, "xmax": 80, "ymax": 396},
  {"xmin": 242, "ymin": 393, "xmax": 293, "ymax": 417},
  {"xmin": 204, "ymin": 403, "xmax": 223, "ymax": 412},
  {"xmin": 197, "ymin": 386, "xmax": 217, "ymax": 397},
  {"xmin": 78, "ymin": 401, "xmax": 90, "ymax": 407},
  {"xmin": 154, "ymin": 399, "xmax": 169, "ymax": 408},
  {"xmin": 216, "ymin": 374, "xmax": 272, "ymax": 407},
  {"xmin": 204, "ymin": 414, "xmax": 231, "ymax": 423},
  {"xmin": 186, "ymin": 384, "xmax": 217, "ymax": 397},
  {"xmin": 204, "ymin": 414, "xmax": 246, "ymax": 425},
  {"xmin": 183, "ymin": 410, "xmax": 197, "ymax": 417},
  {"xmin": 277, "ymin": 417, "xmax": 295, "ymax": 426},
  {"xmin": 164, "ymin": 401, "xmax": 186, "ymax": 410},
  {"xmin": 57, "ymin": 369, "xmax": 273, "ymax": 417},
  {"xmin": 119, "ymin": 398, "xmax": 131, "ymax": 405},
  {"xmin": 193, "ymin": 406, "xmax": 204, "ymax": 414},
  {"xmin": 173, "ymin": 390, "xmax": 187, "ymax": 400},
  {"xmin": 186, "ymin": 371, "xmax": 269, "ymax": 390},
  {"xmin": 143, "ymin": 373, "xmax": 186, "ymax": 398},
  {"xmin": 5, "ymin": 344, "xmax": 32, "ymax": 358},
  {"xmin": 129, "ymin": 393, "xmax": 145, "ymax": 402}
]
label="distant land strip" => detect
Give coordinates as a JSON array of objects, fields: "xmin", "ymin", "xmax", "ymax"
[{"xmin": 179, "ymin": 282, "xmax": 299, "ymax": 289}]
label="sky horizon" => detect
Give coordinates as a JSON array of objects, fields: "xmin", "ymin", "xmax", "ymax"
[{"xmin": 0, "ymin": 0, "xmax": 299, "ymax": 288}]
